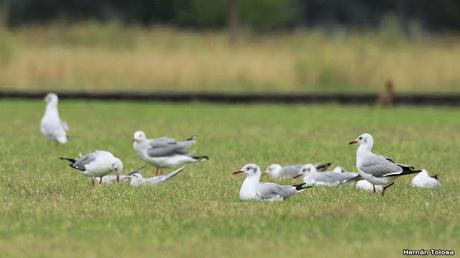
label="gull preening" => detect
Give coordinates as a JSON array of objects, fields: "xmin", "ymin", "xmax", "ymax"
[
  {"xmin": 265, "ymin": 162, "xmax": 331, "ymax": 179},
  {"xmin": 129, "ymin": 167, "xmax": 185, "ymax": 187},
  {"xmin": 349, "ymin": 133, "xmax": 421, "ymax": 196},
  {"xmin": 40, "ymin": 93, "xmax": 69, "ymax": 144},
  {"xmin": 295, "ymin": 164, "xmax": 360, "ymax": 187},
  {"xmin": 60, "ymin": 150, "xmax": 123, "ymax": 186},
  {"xmin": 132, "ymin": 130, "xmax": 208, "ymax": 175},
  {"xmin": 411, "ymin": 169, "xmax": 441, "ymax": 188},
  {"xmin": 233, "ymin": 164, "xmax": 309, "ymax": 201}
]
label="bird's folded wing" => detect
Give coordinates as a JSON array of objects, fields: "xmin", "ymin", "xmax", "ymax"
[
  {"xmin": 281, "ymin": 165, "xmax": 302, "ymax": 177},
  {"xmin": 146, "ymin": 141, "xmax": 188, "ymax": 157},
  {"xmin": 257, "ymin": 183, "xmax": 296, "ymax": 199},
  {"xmin": 359, "ymin": 154, "xmax": 403, "ymax": 177},
  {"xmin": 73, "ymin": 152, "xmax": 98, "ymax": 171}
]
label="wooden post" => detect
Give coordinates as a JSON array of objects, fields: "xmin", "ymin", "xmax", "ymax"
[
  {"xmin": 375, "ymin": 80, "xmax": 395, "ymax": 107},
  {"xmin": 228, "ymin": 0, "xmax": 239, "ymax": 46}
]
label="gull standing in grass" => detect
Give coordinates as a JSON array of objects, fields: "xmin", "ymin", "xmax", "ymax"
[
  {"xmin": 265, "ymin": 162, "xmax": 331, "ymax": 179},
  {"xmin": 233, "ymin": 164, "xmax": 309, "ymax": 201},
  {"xmin": 132, "ymin": 130, "xmax": 208, "ymax": 175},
  {"xmin": 294, "ymin": 164, "xmax": 360, "ymax": 187},
  {"xmin": 411, "ymin": 169, "xmax": 441, "ymax": 188},
  {"xmin": 60, "ymin": 150, "xmax": 123, "ymax": 186},
  {"xmin": 40, "ymin": 93, "xmax": 69, "ymax": 144},
  {"xmin": 129, "ymin": 167, "xmax": 185, "ymax": 187},
  {"xmin": 349, "ymin": 133, "xmax": 421, "ymax": 196}
]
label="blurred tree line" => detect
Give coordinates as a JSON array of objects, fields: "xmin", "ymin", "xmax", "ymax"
[{"xmin": 1, "ymin": 0, "xmax": 460, "ymax": 32}]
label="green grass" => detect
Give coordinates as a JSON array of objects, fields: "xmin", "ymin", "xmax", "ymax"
[{"xmin": 0, "ymin": 100, "xmax": 459, "ymax": 258}]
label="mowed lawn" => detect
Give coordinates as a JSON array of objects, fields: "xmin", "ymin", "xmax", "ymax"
[{"xmin": 0, "ymin": 100, "xmax": 459, "ymax": 258}]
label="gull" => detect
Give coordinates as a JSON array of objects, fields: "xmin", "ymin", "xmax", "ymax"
[
  {"xmin": 132, "ymin": 130, "xmax": 208, "ymax": 175},
  {"xmin": 40, "ymin": 93, "xmax": 69, "ymax": 144},
  {"xmin": 333, "ymin": 166, "xmax": 346, "ymax": 173},
  {"xmin": 129, "ymin": 167, "xmax": 185, "ymax": 187},
  {"xmin": 349, "ymin": 133, "xmax": 421, "ymax": 196},
  {"xmin": 356, "ymin": 180, "xmax": 383, "ymax": 192},
  {"xmin": 265, "ymin": 162, "xmax": 331, "ymax": 179},
  {"xmin": 233, "ymin": 164, "xmax": 309, "ymax": 201},
  {"xmin": 95, "ymin": 175, "xmax": 131, "ymax": 184},
  {"xmin": 60, "ymin": 150, "xmax": 123, "ymax": 186},
  {"xmin": 411, "ymin": 169, "xmax": 441, "ymax": 188},
  {"xmin": 294, "ymin": 164, "xmax": 360, "ymax": 187}
]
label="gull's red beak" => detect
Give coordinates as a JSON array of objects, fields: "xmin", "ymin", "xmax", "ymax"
[
  {"xmin": 349, "ymin": 140, "xmax": 358, "ymax": 145},
  {"xmin": 293, "ymin": 173, "xmax": 302, "ymax": 179},
  {"xmin": 132, "ymin": 138, "xmax": 137, "ymax": 143},
  {"xmin": 233, "ymin": 170, "xmax": 244, "ymax": 175}
]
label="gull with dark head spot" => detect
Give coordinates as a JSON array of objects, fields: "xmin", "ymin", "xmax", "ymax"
[
  {"xmin": 132, "ymin": 130, "xmax": 208, "ymax": 175},
  {"xmin": 40, "ymin": 93, "xmax": 69, "ymax": 144},
  {"xmin": 60, "ymin": 150, "xmax": 123, "ymax": 186},
  {"xmin": 411, "ymin": 169, "xmax": 441, "ymax": 188},
  {"xmin": 349, "ymin": 133, "xmax": 421, "ymax": 196},
  {"xmin": 233, "ymin": 164, "xmax": 309, "ymax": 201},
  {"xmin": 294, "ymin": 164, "xmax": 360, "ymax": 187},
  {"xmin": 265, "ymin": 162, "xmax": 332, "ymax": 179}
]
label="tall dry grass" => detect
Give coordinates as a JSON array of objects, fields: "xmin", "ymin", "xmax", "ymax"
[{"xmin": 0, "ymin": 22, "xmax": 459, "ymax": 92}]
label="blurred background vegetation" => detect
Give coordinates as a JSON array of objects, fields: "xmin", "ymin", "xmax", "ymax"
[{"xmin": 0, "ymin": 0, "xmax": 459, "ymax": 93}]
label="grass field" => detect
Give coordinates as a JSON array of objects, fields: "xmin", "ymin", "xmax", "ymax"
[
  {"xmin": 0, "ymin": 100, "xmax": 459, "ymax": 258},
  {"xmin": 1, "ymin": 23, "xmax": 460, "ymax": 93}
]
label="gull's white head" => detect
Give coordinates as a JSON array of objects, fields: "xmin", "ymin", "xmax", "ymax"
[
  {"xmin": 333, "ymin": 166, "xmax": 346, "ymax": 173},
  {"xmin": 111, "ymin": 158, "xmax": 123, "ymax": 174},
  {"xmin": 233, "ymin": 163, "xmax": 261, "ymax": 177},
  {"xmin": 265, "ymin": 164, "xmax": 282, "ymax": 177},
  {"xmin": 420, "ymin": 169, "xmax": 429, "ymax": 176},
  {"xmin": 132, "ymin": 130, "xmax": 147, "ymax": 143},
  {"xmin": 44, "ymin": 93, "xmax": 58, "ymax": 105},
  {"xmin": 294, "ymin": 164, "xmax": 318, "ymax": 178},
  {"xmin": 349, "ymin": 133, "xmax": 374, "ymax": 150}
]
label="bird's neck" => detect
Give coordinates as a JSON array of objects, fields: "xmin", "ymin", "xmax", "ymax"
[
  {"xmin": 242, "ymin": 174, "xmax": 260, "ymax": 187},
  {"xmin": 45, "ymin": 102, "xmax": 59, "ymax": 114}
]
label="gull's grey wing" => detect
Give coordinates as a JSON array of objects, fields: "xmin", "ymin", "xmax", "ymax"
[
  {"xmin": 281, "ymin": 165, "xmax": 302, "ymax": 177},
  {"xmin": 72, "ymin": 152, "xmax": 98, "ymax": 171},
  {"xmin": 148, "ymin": 167, "xmax": 185, "ymax": 184},
  {"xmin": 316, "ymin": 172, "xmax": 358, "ymax": 184},
  {"xmin": 146, "ymin": 136, "xmax": 197, "ymax": 157},
  {"xmin": 257, "ymin": 183, "xmax": 298, "ymax": 200},
  {"xmin": 359, "ymin": 154, "xmax": 402, "ymax": 177}
]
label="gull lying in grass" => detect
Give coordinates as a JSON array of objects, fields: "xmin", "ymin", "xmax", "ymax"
[
  {"xmin": 132, "ymin": 130, "xmax": 208, "ymax": 175},
  {"xmin": 333, "ymin": 166, "xmax": 346, "ymax": 173},
  {"xmin": 411, "ymin": 169, "xmax": 441, "ymax": 188},
  {"xmin": 233, "ymin": 163, "xmax": 309, "ymax": 201},
  {"xmin": 95, "ymin": 175, "xmax": 131, "ymax": 184},
  {"xmin": 356, "ymin": 180, "xmax": 383, "ymax": 192},
  {"xmin": 265, "ymin": 162, "xmax": 331, "ymax": 179},
  {"xmin": 60, "ymin": 150, "xmax": 123, "ymax": 186},
  {"xmin": 40, "ymin": 93, "xmax": 69, "ymax": 144},
  {"xmin": 129, "ymin": 167, "xmax": 185, "ymax": 187},
  {"xmin": 295, "ymin": 164, "xmax": 360, "ymax": 187},
  {"xmin": 331, "ymin": 166, "xmax": 381, "ymax": 191},
  {"xmin": 349, "ymin": 133, "xmax": 421, "ymax": 196}
]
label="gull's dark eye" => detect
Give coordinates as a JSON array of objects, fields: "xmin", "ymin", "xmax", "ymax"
[{"xmin": 359, "ymin": 137, "xmax": 362, "ymax": 140}]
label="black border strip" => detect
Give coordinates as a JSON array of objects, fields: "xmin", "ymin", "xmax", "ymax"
[{"xmin": 0, "ymin": 91, "xmax": 459, "ymax": 106}]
